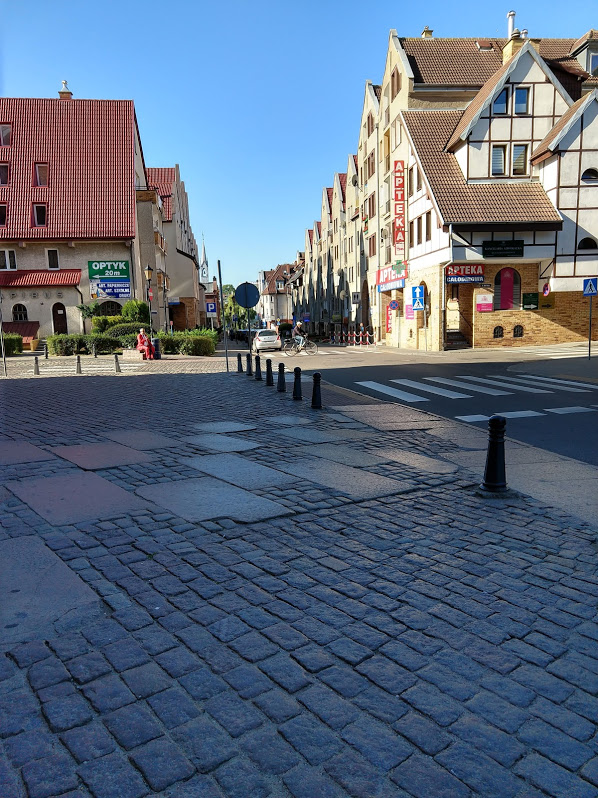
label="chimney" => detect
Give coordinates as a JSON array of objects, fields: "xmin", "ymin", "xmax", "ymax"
[
  {"xmin": 58, "ymin": 80, "xmax": 73, "ymax": 101},
  {"xmin": 421, "ymin": 25, "xmax": 433, "ymax": 38},
  {"xmin": 502, "ymin": 28, "xmax": 525, "ymax": 63},
  {"xmin": 507, "ymin": 10, "xmax": 516, "ymax": 38}
]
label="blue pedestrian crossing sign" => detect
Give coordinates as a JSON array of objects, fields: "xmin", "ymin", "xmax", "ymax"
[
  {"xmin": 583, "ymin": 278, "xmax": 597, "ymax": 297},
  {"xmin": 412, "ymin": 285, "xmax": 425, "ymax": 311}
]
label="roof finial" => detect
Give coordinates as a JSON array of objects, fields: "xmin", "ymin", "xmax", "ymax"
[{"xmin": 58, "ymin": 80, "xmax": 73, "ymax": 100}]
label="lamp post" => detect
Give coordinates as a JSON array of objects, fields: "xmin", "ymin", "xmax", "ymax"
[{"xmin": 144, "ymin": 264, "xmax": 153, "ymax": 337}]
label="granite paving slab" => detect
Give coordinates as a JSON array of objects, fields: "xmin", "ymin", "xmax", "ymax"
[
  {"xmin": 266, "ymin": 415, "xmax": 313, "ymax": 426},
  {"xmin": 375, "ymin": 449, "xmax": 458, "ymax": 474},
  {"xmin": 278, "ymin": 427, "xmax": 370, "ymax": 445},
  {"xmin": 102, "ymin": 430, "xmax": 178, "ymax": 450},
  {"xmin": 182, "ymin": 434, "xmax": 259, "ymax": 452},
  {"xmin": 51, "ymin": 443, "xmax": 153, "ymax": 470},
  {"xmin": 179, "ymin": 454, "xmax": 295, "ymax": 489},
  {"xmin": 5, "ymin": 472, "xmax": 151, "ymax": 525},
  {"xmin": 294, "ymin": 443, "xmax": 389, "ymax": 468},
  {"xmin": 191, "ymin": 422, "xmax": 257, "ymax": 433},
  {"xmin": 136, "ymin": 477, "xmax": 293, "ymax": 522},
  {"xmin": 0, "ymin": 441, "xmax": 56, "ymax": 465},
  {"xmin": 329, "ymin": 405, "xmax": 452, "ymax": 430},
  {"xmin": 0, "ymin": 537, "xmax": 103, "ymax": 646},
  {"xmin": 277, "ymin": 457, "xmax": 412, "ymax": 499}
]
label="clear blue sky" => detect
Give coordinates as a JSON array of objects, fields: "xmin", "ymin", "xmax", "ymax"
[{"xmin": 1, "ymin": 0, "xmax": 592, "ymax": 287}]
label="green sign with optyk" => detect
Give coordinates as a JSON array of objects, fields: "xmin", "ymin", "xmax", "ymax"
[{"xmin": 88, "ymin": 260, "xmax": 130, "ymax": 279}]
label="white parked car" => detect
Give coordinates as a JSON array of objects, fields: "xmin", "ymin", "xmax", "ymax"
[{"xmin": 252, "ymin": 329, "xmax": 282, "ymax": 352}]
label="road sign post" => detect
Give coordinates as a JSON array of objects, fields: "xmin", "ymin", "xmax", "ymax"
[
  {"xmin": 411, "ymin": 286, "xmax": 425, "ymax": 312},
  {"xmin": 583, "ymin": 278, "xmax": 597, "ymax": 360}
]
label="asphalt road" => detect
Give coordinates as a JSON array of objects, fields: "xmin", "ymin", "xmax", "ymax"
[{"xmin": 300, "ymin": 345, "xmax": 598, "ymax": 467}]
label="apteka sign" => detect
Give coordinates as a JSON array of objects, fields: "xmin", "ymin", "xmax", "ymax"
[{"xmin": 446, "ymin": 263, "xmax": 485, "ymax": 283}]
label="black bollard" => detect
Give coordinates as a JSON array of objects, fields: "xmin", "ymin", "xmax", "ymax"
[
  {"xmin": 237, "ymin": 352, "xmax": 243, "ymax": 373},
  {"xmin": 114, "ymin": 353, "xmax": 121, "ymax": 373},
  {"xmin": 44, "ymin": 343, "xmax": 48, "ymax": 359},
  {"xmin": 265, "ymin": 358, "xmax": 274, "ymax": 386},
  {"xmin": 277, "ymin": 363, "xmax": 286, "ymax": 392},
  {"xmin": 246, "ymin": 353, "xmax": 253, "ymax": 376},
  {"xmin": 76, "ymin": 355, "xmax": 82, "ymax": 374},
  {"xmin": 254, "ymin": 355, "xmax": 263, "ymax": 381},
  {"xmin": 480, "ymin": 415, "xmax": 508, "ymax": 493},
  {"xmin": 293, "ymin": 367, "xmax": 302, "ymax": 401},
  {"xmin": 311, "ymin": 372, "xmax": 322, "ymax": 409},
  {"xmin": 33, "ymin": 356, "xmax": 40, "ymax": 376},
  {"xmin": 93, "ymin": 343, "xmax": 97, "ymax": 358}
]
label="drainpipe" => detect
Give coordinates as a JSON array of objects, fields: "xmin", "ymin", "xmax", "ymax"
[
  {"xmin": 75, "ymin": 285, "xmax": 86, "ymax": 333},
  {"xmin": 440, "ymin": 223, "xmax": 454, "ymax": 351}
]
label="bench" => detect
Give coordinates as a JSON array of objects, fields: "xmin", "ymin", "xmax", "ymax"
[{"xmin": 121, "ymin": 348, "xmax": 146, "ymax": 362}]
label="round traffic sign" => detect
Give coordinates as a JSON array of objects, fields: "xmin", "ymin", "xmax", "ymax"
[
  {"xmin": 235, "ymin": 282, "xmax": 260, "ymax": 308},
  {"xmin": 389, "ymin": 300, "xmax": 399, "ymax": 310},
  {"xmin": 542, "ymin": 283, "xmax": 550, "ymax": 297}
]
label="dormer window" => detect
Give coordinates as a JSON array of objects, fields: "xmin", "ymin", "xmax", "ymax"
[
  {"xmin": 34, "ymin": 163, "xmax": 48, "ymax": 187},
  {"xmin": 493, "ymin": 89, "xmax": 508, "ymax": 115},
  {"xmin": 515, "ymin": 87, "xmax": 530, "ymax": 115},
  {"xmin": 0, "ymin": 124, "xmax": 11, "ymax": 146}
]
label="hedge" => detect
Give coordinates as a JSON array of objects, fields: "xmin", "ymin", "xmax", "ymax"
[
  {"xmin": 2, "ymin": 333, "xmax": 23, "ymax": 356},
  {"xmin": 156, "ymin": 330, "xmax": 215, "ymax": 356},
  {"xmin": 91, "ymin": 315, "xmax": 122, "ymax": 332},
  {"xmin": 104, "ymin": 322, "xmax": 145, "ymax": 338},
  {"xmin": 47, "ymin": 334, "xmax": 121, "ymax": 355}
]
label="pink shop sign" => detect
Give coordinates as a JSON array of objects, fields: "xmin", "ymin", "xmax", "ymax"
[
  {"xmin": 476, "ymin": 293, "xmax": 493, "ymax": 312},
  {"xmin": 405, "ymin": 304, "xmax": 414, "ymax": 320}
]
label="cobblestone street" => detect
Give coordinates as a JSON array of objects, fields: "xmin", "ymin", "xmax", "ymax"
[{"xmin": 1, "ymin": 368, "xmax": 597, "ymax": 798}]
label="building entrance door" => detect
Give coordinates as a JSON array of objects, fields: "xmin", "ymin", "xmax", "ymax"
[{"xmin": 52, "ymin": 303, "xmax": 68, "ymax": 334}]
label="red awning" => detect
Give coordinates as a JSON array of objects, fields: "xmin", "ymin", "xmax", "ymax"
[{"xmin": 0, "ymin": 269, "xmax": 81, "ymax": 287}]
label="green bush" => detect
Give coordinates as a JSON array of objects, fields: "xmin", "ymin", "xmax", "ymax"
[
  {"xmin": 121, "ymin": 299, "xmax": 149, "ymax": 323},
  {"xmin": 118, "ymin": 333, "xmax": 138, "ymax": 350},
  {"xmin": 177, "ymin": 335, "xmax": 215, "ymax": 356},
  {"xmin": 47, "ymin": 334, "xmax": 86, "ymax": 355},
  {"xmin": 91, "ymin": 315, "xmax": 122, "ymax": 332},
  {"xmin": 156, "ymin": 331, "xmax": 178, "ymax": 353},
  {"xmin": 3, "ymin": 333, "xmax": 23, "ymax": 356},
  {"xmin": 104, "ymin": 322, "xmax": 144, "ymax": 338},
  {"xmin": 86, "ymin": 335, "xmax": 122, "ymax": 354}
]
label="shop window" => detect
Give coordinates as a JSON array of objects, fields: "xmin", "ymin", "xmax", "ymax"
[
  {"xmin": 578, "ymin": 237, "xmax": 598, "ymax": 249},
  {"xmin": 493, "ymin": 268, "xmax": 521, "ymax": 310},
  {"xmin": 0, "ymin": 249, "xmax": 16, "ymax": 270},
  {"xmin": 493, "ymin": 88, "xmax": 508, "ymax": 115},
  {"xmin": 513, "ymin": 325, "xmax": 524, "ymax": 338},
  {"xmin": 0, "ymin": 124, "xmax": 11, "ymax": 146},
  {"xmin": 34, "ymin": 163, "xmax": 48, "ymax": 187},
  {"xmin": 512, "ymin": 144, "xmax": 528, "ymax": 176},
  {"xmin": 0, "ymin": 163, "xmax": 8, "ymax": 185},
  {"xmin": 514, "ymin": 87, "xmax": 530, "ymax": 115},
  {"xmin": 492, "ymin": 145, "xmax": 507, "ymax": 176},
  {"xmin": 493, "ymin": 326, "xmax": 504, "ymax": 338},
  {"xmin": 47, "ymin": 249, "xmax": 59, "ymax": 270},
  {"xmin": 32, "ymin": 204, "xmax": 47, "ymax": 227},
  {"xmin": 12, "ymin": 303, "xmax": 28, "ymax": 322},
  {"xmin": 0, "ymin": 204, "xmax": 6, "ymax": 227},
  {"xmin": 451, "ymin": 284, "xmax": 459, "ymax": 301}
]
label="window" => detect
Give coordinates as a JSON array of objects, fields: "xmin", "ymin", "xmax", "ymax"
[
  {"xmin": 492, "ymin": 145, "xmax": 507, "ymax": 176},
  {"xmin": 349, "ymin": 236, "xmax": 353, "ymax": 253},
  {"xmin": 493, "ymin": 326, "xmax": 504, "ymax": 338},
  {"xmin": 32, "ymin": 204, "xmax": 47, "ymax": 227},
  {"xmin": 514, "ymin": 87, "xmax": 530, "ymax": 115},
  {"xmin": 366, "ymin": 113, "xmax": 374, "ymax": 137},
  {"xmin": 590, "ymin": 53, "xmax": 598, "ymax": 75},
  {"xmin": 368, "ymin": 235, "xmax": 377, "ymax": 257},
  {"xmin": 0, "ymin": 249, "xmax": 16, "ymax": 270},
  {"xmin": 367, "ymin": 151, "xmax": 376, "ymax": 179},
  {"xmin": 409, "ymin": 221, "xmax": 414, "ymax": 248},
  {"xmin": 0, "ymin": 124, "xmax": 11, "ymax": 146},
  {"xmin": 408, "ymin": 167, "xmax": 414, "ymax": 197},
  {"xmin": 0, "ymin": 204, "xmax": 6, "ymax": 227},
  {"xmin": 416, "ymin": 216, "xmax": 422, "ymax": 245},
  {"xmin": 578, "ymin": 237, "xmax": 598, "ymax": 249},
  {"xmin": 513, "ymin": 325, "xmax": 524, "ymax": 338},
  {"xmin": 12, "ymin": 303, "xmax": 28, "ymax": 322},
  {"xmin": 425, "ymin": 211, "xmax": 432, "ymax": 242},
  {"xmin": 0, "ymin": 163, "xmax": 8, "ymax": 185},
  {"xmin": 391, "ymin": 118, "xmax": 401, "ymax": 150},
  {"xmin": 416, "ymin": 168, "xmax": 422, "ymax": 192},
  {"xmin": 493, "ymin": 89, "xmax": 508, "ymax": 115},
  {"xmin": 493, "ymin": 267, "xmax": 521, "ymax": 310},
  {"xmin": 582, "ymin": 168, "xmax": 598, "ymax": 181},
  {"xmin": 391, "ymin": 68, "xmax": 401, "ymax": 99},
  {"xmin": 451, "ymin": 284, "xmax": 459, "ymax": 301},
  {"xmin": 367, "ymin": 192, "xmax": 376, "ymax": 219},
  {"xmin": 47, "ymin": 249, "xmax": 59, "ymax": 270},
  {"xmin": 34, "ymin": 163, "xmax": 48, "ymax": 187},
  {"xmin": 512, "ymin": 144, "xmax": 528, "ymax": 176}
]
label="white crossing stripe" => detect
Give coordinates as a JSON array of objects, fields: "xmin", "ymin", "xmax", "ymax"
[
  {"xmin": 543, "ymin": 406, "xmax": 598, "ymax": 414},
  {"xmin": 424, "ymin": 377, "xmax": 510, "ymax": 396},
  {"xmin": 455, "ymin": 375, "xmax": 551, "ymax": 394},
  {"xmin": 390, "ymin": 379, "xmax": 472, "ymax": 398},
  {"xmin": 356, "ymin": 381, "xmax": 429, "ymax": 402},
  {"xmin": 490, "ymin": 410, "xmax": 545, "ymax": 418},
  {"xmin": 455, "ymin": 414, "xmax": 490, "ymax": 422},
  {"xmin": 516, "ymin": 374, "xmax": 598, "ymax": 391},
  {"xmin": 496, "ymin": 375, "xmax": 589, "ymax": 393}
]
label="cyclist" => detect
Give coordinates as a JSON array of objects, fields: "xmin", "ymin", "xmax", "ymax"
[{"xmin": 292, "ymin": 320, "xmax": 305, "ymax": 350}]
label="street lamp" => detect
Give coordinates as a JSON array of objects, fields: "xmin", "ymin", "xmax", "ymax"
[{"xmin": 144, "ymin": 264, "xmax": 153, "ymax": 337}]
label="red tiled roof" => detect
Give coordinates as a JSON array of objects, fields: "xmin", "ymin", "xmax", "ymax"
[
  {"xmin": 569, "ymin": 30, "xmax": 598, "ymax": 55},
  {"xmin": 0, "ymin": 269, "xmax": 81, "ymax": 287},
  {"xmin": 531, "ymin": 92, "xmax": 597, "ymax": 163},
  {"xmin": 316, "ymin": 221, "xmax": 321, "ymax": 235},
  {"xmin": 308, "ymin": 229, "xmax": 313, "ymax": 245},
  {"xmin": 373, "ymin": 84, "xmax": 382, "ymax": 101},
  {"xmin": 0, "ymin": 98, "xmax": 137, "ymax": 240},
  {"xmin": 146, "ymin": 167, "xmax": 176, "ymax": 221},
  {"xmin": 353, "ymin": 154, "xmax": 358, "ymax": 170},
  {"xmin": 326, "ymin": 187, "xmax": 333, "ymax": 215},
  {"xmin": 339, "ymin": 173, "xmax": 347, "ymax": 206},
  {"xmin": 401, "ymin": 110, "xmax": 561, "ymax": 226},
  {"xmin": 262, "ymin": 263, "xmax": 293, "ymax": 295},
  {"xmin": 2, "ymin": 321, "xmax": 40, "ymax": 339}
]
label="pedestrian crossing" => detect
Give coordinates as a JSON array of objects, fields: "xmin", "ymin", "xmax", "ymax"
[
  {"xmin": 355, "ymin": 372, "xmax": 598, "ymax": 422},
  {"xmin": 513, "ymin": 344, "xmax": 590, "ymax": 359}
]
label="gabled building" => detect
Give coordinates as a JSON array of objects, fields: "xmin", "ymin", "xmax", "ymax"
[{"xmin": 257, "ymin": 263, "xmax": 294, "ymax": 327}]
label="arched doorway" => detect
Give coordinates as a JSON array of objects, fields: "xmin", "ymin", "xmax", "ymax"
[
  {"xmin": 98, "ymin": 300, "xmax": 122, "ymax": 316},
  {"xmin": 52, "ymin": 303, "xmax": 68, "ymax": 334}
]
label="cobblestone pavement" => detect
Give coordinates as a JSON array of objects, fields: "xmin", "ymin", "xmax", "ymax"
[{"xmin": 1, "ymin": 370, "xmax": 597, "ymax": 797}]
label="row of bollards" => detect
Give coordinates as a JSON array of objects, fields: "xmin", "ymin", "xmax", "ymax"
[
  {"xmin": 33, "ymin": 353, "xmax": 123, "ymax": 376},
  {"xmin": 236, "ymin": 352, "xmax": 322, "ymax": 409}
]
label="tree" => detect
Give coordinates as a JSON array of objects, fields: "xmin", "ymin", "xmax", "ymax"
[
  {"xmin": 121, "ymin": 300, "xmax": 150, "ymax": 323},
  {"xmin": 76, "ymin": 301, "xmax": 100, "ymax": 319},
  {"xmin": 223, "ymin": 284, "xmax": 257, "ymax": 328}
]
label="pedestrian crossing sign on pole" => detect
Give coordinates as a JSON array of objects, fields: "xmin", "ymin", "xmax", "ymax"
[
  {"xmin": 412, "ymin": 286, "xmax": 425, "ymax": 311},
  {"xmin": 583, "ymin": 278, "xmax": 597, "ymax": 296}
]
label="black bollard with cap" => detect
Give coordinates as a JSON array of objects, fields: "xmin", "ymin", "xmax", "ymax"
[
  {"xmin": 277, "ymin": 362, "xmax": 286, "ymax": 392},
  {"xmin": 246, "ymin": 353, "xmax": 253, "ymax": 376},
  {"xmin": 93, "ymin": 343, "xmax": 97, "ymax": 358},
  {"xmin": 76, "ymin": 355, "xmax": 82, "ymax": 375},
  {"xmin": 237, "ymin": 352, "xmax": 243, "ymax": 373},
  {"xmin": 293, "ymin": 367, "xmax": 302, "ymax": 400},
  {"xmin": 265, "ymin": 358, "xmax": 274, "ymax": 386},
  {"xmin": 114, "ymin": 353, "xmax": 121, "ymax": 373},
  {"xmin": 480, "ymin": 415, "xmax": 508, "ymax": 493},
  {"xmin": 311, "ymin": 371, "xmax": 322, "ymax": 409},
  {"xmin": 255, "ymin": 355, "xmax": 263, "ymax": 381},
  {"xmin": 44, "ymin": 343, "xmax": 48, "ymax": 359},
  {"xmin": 33, "ymin": 356, "xmax": 40, "ymax": 376}
]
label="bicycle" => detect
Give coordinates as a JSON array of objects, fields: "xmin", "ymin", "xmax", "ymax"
[{"xmin": 282, "ymin": 336, "xmax": 318, "ymax": 356}]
